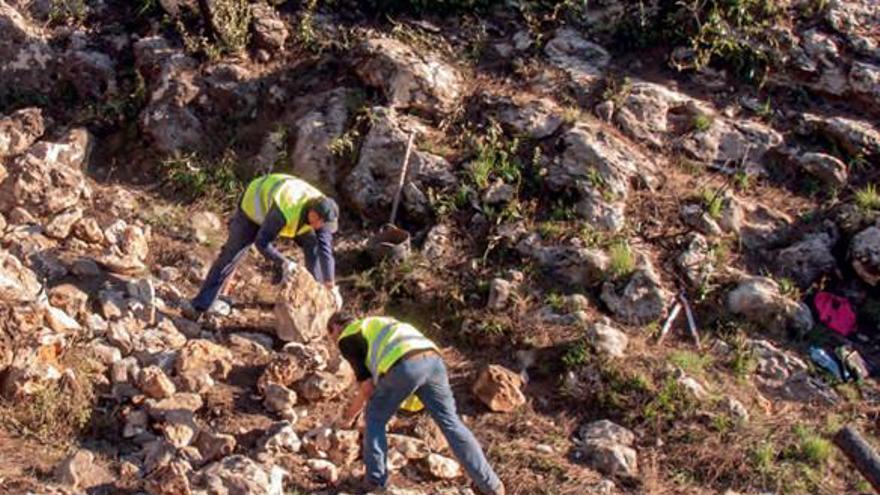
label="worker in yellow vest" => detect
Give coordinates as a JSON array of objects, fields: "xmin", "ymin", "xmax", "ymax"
[
  {"xmin": 328, "ymin": 313, "xmax": 505, "ymax": 495},
  {"xmin": 185, "ymin": 173, "xmax": 342, "ymax": 319}
]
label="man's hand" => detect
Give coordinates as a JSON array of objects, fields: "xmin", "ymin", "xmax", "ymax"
[
  {"xmin": 331, "ymin": 286, "xmax": 343, "ymax": 310},
  {"xmin": 273, "ymin": 260, "xmax": 298, "ymax": 285}
]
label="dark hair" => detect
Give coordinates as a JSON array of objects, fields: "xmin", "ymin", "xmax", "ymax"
[{"xmin": 328, "ymin": 311, "xmax": 355, "ymax": 331}]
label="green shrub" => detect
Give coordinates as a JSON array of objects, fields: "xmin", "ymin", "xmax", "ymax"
[
  {"xmin": 692, "ymin": 113, "xmax": 714, "ymax": 132},
  {"xmin": 162, "ymin": 151, "xmax": 245, "ymax": 207},
  {"xmin": 669, "ymin": 350, "xmax": 714, "ymax": 375},
  {"xmin": 700, "ymin": 189, "xmax": 724, "ymax": 219},
  {"xmin": 792, "ymin": 425, "xmax": 832, "ymax": 466},
  {"xmin": 562, "ymin": 340, "xmax": 590, "ymax": 369},
  {"xmin": 608, "ymin": 241, "xmax": 635, "ymax": 280},
  {"xmin": 855, "ymin": 184, "xmax": 880, "ymax": 211},
  {"xmin": 49, "ymin": 0, "xmax": 87, "ymax": 24}
]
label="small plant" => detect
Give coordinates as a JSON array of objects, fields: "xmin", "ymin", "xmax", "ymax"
[
  {"xmin": 734, "ymin": 170, "xmax": 751, "ymax": 190},
  {"xmin": 728, "ymin": 338, "xmax": 757, "ymax": 379},
  {"xmin": 162, "ymin": 151, "xmax": 245, "ymax": 208},
  {"xmin": 792, "ymin": 425, "xmax": 832, "ymax": 466},
  {"xmin": 538, "ymin": 221, "xmax": 566, "ymax": 239},
  {"xmin": 643, "ymin": 377, "xmax": 696, "ymax": 423},
  {"xmin": 49, "ymin": 0, "xmax": 87, "ymax": 24},
  {"xmin": 751, "ymin": 441, "xmax": 776, "ymax": 473},
  {"xmin": 777, "ymin": 277, "xmax": 800, "ymax": 299},
  {"xmin": 700, "ymin": 189, "xmax": 724, "ymax": 219},
  {"xmin": 467, "ymin": 122, "xmax": 522, "ymax": 191},
  {"xmin": 561, "ymin": 106, "xmax": 583, "ymax": 125},
  {"xmin": 579, "ymin": 224, "xmax": 605, "ymax": 248},
  {"xmin": 692, "ymin": 113, "xmax": 714, "ymax": 132},
  {"xmin": 669, "ymin": 350, "xmax": 714, "ymax": 376},
  {"xmin": 855, "ymin": 184, "xmax": 880, "ymax": 211},
  {"xmin": 544, "ymin": 292, "xmax": 566, "ymax": 312},
  {"xmin": 608, "ymin": 241, "xmax": 635, "ymax": 280},
  {"xmin": 549, "ymin": 201, "xmax": 576, "ymax": 221},
  {"xmin": 562, "ymin": 340, "xmax": 591, "ymax": 369}
]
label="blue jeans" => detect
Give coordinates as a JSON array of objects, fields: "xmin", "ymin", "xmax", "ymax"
[
  {"xmin": 364, "ymin": 355, "xmax": 501, "ymax": 494},
  {"xmin": 191, "ymin": 209, "xmax": 325, "ymax": 312}
]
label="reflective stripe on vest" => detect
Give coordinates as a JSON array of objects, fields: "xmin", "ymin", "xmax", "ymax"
[
  {"xmin": 339, "ymin": 317, "xmax": 437, "ymax": 383},
  {"xmin": 240, "ymin": 174, "xmax": 324, "ymax": 238}
]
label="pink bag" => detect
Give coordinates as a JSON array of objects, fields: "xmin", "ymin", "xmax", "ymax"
[{"xmin": 814, "ymin": 291, "xmax": 857, "ymax": 337}]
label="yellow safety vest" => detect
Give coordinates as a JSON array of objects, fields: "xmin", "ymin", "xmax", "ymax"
[
  {"xmin": 339, "ymin": 317, "xmax": 438, "ymax": 385},
  {"xmin": 240, "ymin": 174, "xmax": 325, "ymax": 238}
]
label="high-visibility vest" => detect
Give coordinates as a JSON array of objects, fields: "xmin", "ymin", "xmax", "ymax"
[
  {"xmin": 240, "ymin": 174, "xmax": 324, "ymax": 238},
  {"xmin": 338, "ymin": 317, "xmax": 438, "ymax": 384}
]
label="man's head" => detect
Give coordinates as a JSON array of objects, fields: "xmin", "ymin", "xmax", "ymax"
[
  {"xmin": 307, "ymin": 197, "xmax": 339, "ymax": 234},
  {"xmin": 327, "ymin": 311, "xmax": 355, "ymax": 342}
]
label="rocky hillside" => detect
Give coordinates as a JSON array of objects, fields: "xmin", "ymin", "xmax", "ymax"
[{"xmin": 1, "ymin": 0, "xmax": 880, "ymax": 494}]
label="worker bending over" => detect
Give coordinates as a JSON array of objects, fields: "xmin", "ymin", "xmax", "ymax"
[
  {"xmin": 329, "ymin": 313, "xmax": 505, "ymax": 495},
  {"xmin": 185, "ymin": 173, "xmax": 342, "ymax": 319}
]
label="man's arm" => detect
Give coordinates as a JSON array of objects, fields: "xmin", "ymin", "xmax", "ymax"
[
  {"xmin": 254, "ymin": 205, "xmax": 288, "ymax": 268},
  {"xmin": 314, "ymin": 227, "xmax": 335, "ymax": 287},
  {"xmin": 339, "ymin": 379, "xmax": 374, "ymax": 428}
]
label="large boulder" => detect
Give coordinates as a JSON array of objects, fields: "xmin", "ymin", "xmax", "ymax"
[
  {"xmin": 796, "ymin": 151, "xmax": 849, "ymax": 188},
  {"xmin": 801, "ymin": 113, "xmax": 880, "ymax": 157},
  {"xmin": 773, "ymin": 228, "xmax": 838, "ymax": 288},
  {"xmin": 354, "ymin": 35, "xmax": 463, "ymax": 116},
  {"xmin": 472, "ymin": 364, "xmax": 526, "ymax": 413},
  {"xmin": 61, "ymin": 49, "xmax": 117, "ymax": 100},
  {"xmin": 850, "ymin": 226, "xmax": 880, "ymax": 286},
  {"xmin": 547, "ymin": 119, "xmax": 657, "ymax": 232},
  {"xmin": 0, "ymin": 249, "xmax": 40, "ymax": 302},
  {"xmin": 0, "ymin": 107, "xmax": 44, "ymax": 158},
  {"xmin": 679, "ymin": 117, "xmax": 783, "ymax": 173},
  {"xmin": 587, "ymin": 319, "xmax": 629, "ymax": 358},
  {"xmin": 274, "ymin": 268, "xmax": 336, "ymax": 343},
  {"xmin": 0, "ymin": 1, "xmax": 57, "ymax": 101},
  {"xmin": 726, "ymin": 277, "xmax": 813, "ymax": 333},
  {"xmin": 134, "ymin": 36, "xmax": 204, "ymax": 155},
  {"xmin": 342, "ymin": 107, "xmax": 455, "ymax": 222},
  {"xmin": 601, "ymin": 265, "xmax": 668, "ymax": 325},
  {"xmin": 544, "ymin": 28, "xmax": 610, "ymax": 90},
  {"xmin": 0, "ymin": 127, "xmax": 92, "ymax": 216},
  {"xmin": 613, "ymin": 81, "xmax": 707, "ymax": 148},
  {"xmin": 483, "ymin": 93, "xmax": 563, "ymax": 140},
  {"xmin": 577, "ymin": 420, "xmax": 638, "ymax": 477},
  {"xmin": 196, "ymin": 455, "xmax": 286, "ymax": 495},
  {"xmin": 283, "ymin": 88, "xmax": 353, "ymax": 196}
]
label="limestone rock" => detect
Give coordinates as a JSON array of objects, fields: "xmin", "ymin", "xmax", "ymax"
[
  {"xmin": 425, "ymin": 453, "xmax": 461, "ymax": 479},
  {"xmin": 134, "ymin": 36, "xmax": 204, "ymax": 155},
  {"xmin": 343, "ymin": 107, "xmax": 455, "ymax": 222},
  {"xmin": 547, "ymin": 120, "xmax": 657, "ymax": 232},
  {"xmin": 258, "ymin": 353, "xmax": 307, "ymax": 392},
  {"xmin": 48, "ymin": 284, "xmax": 89, "ymax": 319},
  {"xmin": 197, "ymin": 455, "xmax": 286, "ymax": 495},
  {"xmin": 486, "ymin": 94, "xmax": 563, "ymax": 139},
  {"xmin": 145, "ymin": 459, "xmax": 192, "ymax": 495},
  {"xmin": 297, "ymin": 370, "xmax": 349, "ymax": 402},
  {"xmin": 0, "ymin": 107, "xmax": 44, "ymax": 158},
  {"xmin": 45, "ymin": 305, "xmax": 80, "ymax": 333},
  {"xmin": 147, "ymin": 393, "xmax": 204, "ymax": 420},
  {"xmin": 600, "ymin": 267, "xmax": 668, "ymax": 325},
  {"xmin": 194, "ymin": 430, "xmax": 236, "ymax": 463},
  {"xmin": 258, "ymin": 421, "xmax": 302, "ymax": 455},
  {"xmin": 801, "ymin": 113, "xmax": 880, "ymax": 157},
  {"xmin": 544, "ymin": 28, "xmax": 610, "ymax": 89},
  {"xmin": 797, "ymin": 152, "xmax": 848, "ymax": 188},
  {"xmin": 587, "ymin": 319, "xmax": 628, "ymax": 358},
  {"xmin": 727, "ymin": 277, "xmax": 813, "ymax": 333},
  {"xmin": 61, "ymin": 49, "xmax": 117, "ymax": 100},
  {"xmin": 850, "ymin": 61, "xmax": 880, "ymax": 108},
  {"xmin": 161, "ymin": 409, "xmax": 198, "ymax": 448},
  {"xmin": 55, "ymin": 449, "xmax": 103, "ymax": 490},
  {"xmin": 306, "ymin": 458, "xmax": 339, "ymax": 483},
  {"xmin": 578, "ymin": 420, "xmax": 638, "ymax": 477},
  {"xmin": 472, "ymin": 364, "xmax": 526, "ymax": 412},
  {"xmin": 388, "ymin": 434, "xmax": 430, "ymax": 460},
  {"xmin": 773, "ymin": 230, "xmax": 838, "ymax": 288},
  {"xmin": 251, "ymin": 3, "xmax": 288, "ymax": 50},
  {"xmin": 487, "ymin": 278, "xmax": 513, "ymax": 310},
  {"xmin": 175, "ymin": 339, "xmax": 233, "ymax": 385},
  {"xmin": 850, "ymin": 226, "xmax": 880, "ymax": 286},
  {"xmin": 274, "ymin": 268, "xmax": 336, "ymax": 343},
  {"xmin": 139, "ymin": 366, "xmax": 177, "ymax": 399},
  {"xmin": 0, "ymin": 128, "xmax": 92, "ymax": 216},
  {"xmin": 0, "ymin": 249, "xmax": 41, "ymax": 302},
  {"xmin": 263, "ymin": 382, "xmax": 298, "ymax": 418},
  {"xmin": 531, "ymin": 243, "xmax": 610, "ymax": 288},
  {"xmin": 354, "ymin": 35, "xmax": 463, "ymax": 115}
]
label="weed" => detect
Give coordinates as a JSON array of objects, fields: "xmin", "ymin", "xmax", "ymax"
[
  {"xmin": 669, "ymin": 350, "xmax": 714, "ymax": 376},
  {"xmin": 601, "ymin": 75, "xmax": 633, "ymax": 106},
  {"xmin": 549, "ymin": 201, "xmax": 576, "ymax": 221},
  {"xmin": 467, "ymin": 122, "xmax": 522, "ymax": 191},
  {"xmin": 643, "ymin": 377, "xmax": 697, "ymax": 423},
  {"xmin": 562, "ymin": 340, "xmax": 590, "ymax": 369},
  {"xmin": 699, "ymin": 189, "xmax": 724, "ymax": 219},
  {"xmin": 0, "ymin": 347, "xmax": 98, "ymax": 443},
  {"xmin": 791, "ymin": 425, "xmax": 832, "ymax": 466},
  {"xmin": 728, "ymin": 339, "xmax": 757, "ymax": 379},
  {"xmin": 855, "ymin": 184, "xmax": 880, "ymax": 211},
  {"xmin": 296, "ymin": 0, "xmax": 320, "ymax": 50},
  {"xmin": 544, "ymin": 292, "xmax": 566, "ymax": 312},
  {"xmin": 162, "ymin": 151, "xmax": 244, "ymax": 208},
  {"xmin": 755, "ymin": 97, "xmax": 774, "ymax": 120},
  {"xmin": 751, "ymin": 442, "xmax": 776, "ymax": 473},
  {"xmin": 49, "ymin": 0, "xmax": 87, "ymax": 24},
  {"xmin": 579, "ymin": 223, "xmax": 605, "ymax": 247},
  {"xmin": 561, "ymin": 106, "xmax": 583, "ymax": 125},
  {"xmin": 211, "ymin": 0, "xmax": 251, "ymax": 53},
  {"xmin": 328, "ymin": 129, "xmax": 360, "ymax": 165},
  {"xmin": 734, "ymin": 170, "xmax": 751, "ymax": 190},
  {"xmin": 849, "ymin": 153, "xmax": 869, "ymax": 172},
  {"xmin": 777, "ymin": 277, "xmax": 800, "ymax": 299},
  {"xmin": 692, "ymin": 113, "xmax": 714, "ymax": 132},
  {"xmin": 607, "ymin": 241, "xmax": 635, "ymax": 280},
  {"xmin": 136, "ymin": 0, "xmax": 160, "ymax": 17},
  {"xmin": 710, "ymin": 414, "xmax": 733, "ymax": 433}
]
